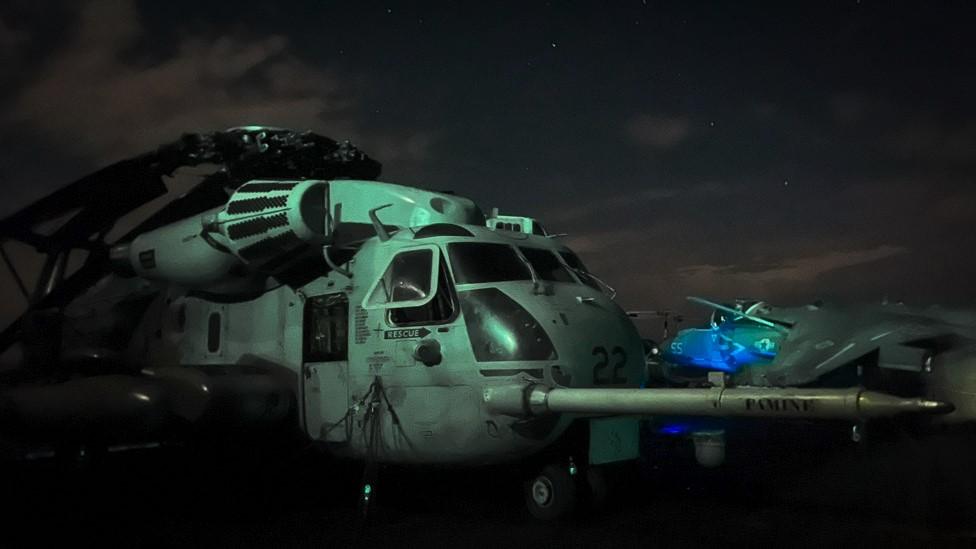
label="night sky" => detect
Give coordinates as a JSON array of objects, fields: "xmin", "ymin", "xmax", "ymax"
[{"xmin": 1, "ymin": 1, "xmax": 975, "ymax": 330}]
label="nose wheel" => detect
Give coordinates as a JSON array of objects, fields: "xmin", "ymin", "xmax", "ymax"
[{"xmin": 524, "ymin": 463, "xmax": 577, "ymax": 520}]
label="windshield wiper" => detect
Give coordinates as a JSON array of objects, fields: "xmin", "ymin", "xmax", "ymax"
[
  {"xmin": 512, "ymin": 248, "xmax": 544, "ymax": 295},
  {"xmin": 574, "ymin": 268, "xmax": 616, "ymax": 299}
]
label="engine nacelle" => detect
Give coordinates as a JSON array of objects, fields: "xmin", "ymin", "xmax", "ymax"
[
  {"xmin": 204, "ymin": 179, "xmax": 329, "ymax": 269},
  {"xmin": 113, "ymin": 209, "xmax": 243, "ymax": 290},
  {"xmin": 112, "ymin": 179, "xmax": 484, "ymax": 294},
  {"xmin": 113, "ymin": 180, "xmax": 328, "ymax": 292}
]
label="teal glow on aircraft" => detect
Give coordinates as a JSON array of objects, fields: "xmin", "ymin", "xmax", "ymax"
[{"xmin": 0, "ymin": 128, "xmax": 953, "ymax": 520}]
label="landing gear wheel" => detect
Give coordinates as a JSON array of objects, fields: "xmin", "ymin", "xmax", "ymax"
[{"xmin": 524, "ymin": 464, "xmax": 577, "ymax": 520}]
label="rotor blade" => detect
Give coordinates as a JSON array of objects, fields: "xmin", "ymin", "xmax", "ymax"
[
  {"xmin": 117, "ymin": 173, "xmax": 231, "ymax": 242},
  {"xmin": 686, "ymin": 296, "xmax": 790, "ymax": 333},
  {"xmin": 0, "ymin": 152, "xmax": 170, "ymax": 248}
]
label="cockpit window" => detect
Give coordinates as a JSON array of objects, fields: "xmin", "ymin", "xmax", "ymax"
[
  {"xmin": 448, "ymin": 242, "xmax": 532, "ymax": 284},
  {"xmin": 558, "ymin": 250, "xmax": 587, "ymax": 272},
  {"xmin": 710, "ymin": 301, "xmax": 770, "ymax": 327},
  {"xmin": 390, "ymin": 257, "xmax": 456, "ymax": 326},
  {"xmin": 365, "ymin": 248, "xmax": 436, "ymax": 308},
  {"xmin": 459, "ymin": 288, "xmax": 557, "ymax": 362},
  {"xmin": 558, "ymin": 251, "xmax": 600, "ymax": 290},
  {"xmin": 518, "ymin": 247, "xmax": 575, "ymax": 283}
]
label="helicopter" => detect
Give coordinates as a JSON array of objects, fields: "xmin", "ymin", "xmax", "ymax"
[
  {"xmin": 641, "ymin": 296, "xmax": 976, "ymax": 463},
  {"xmin": 656, "ymin": 296, "xmax": 976, "ymax": 422},
  {"xmin": 0, "ymin": 127, "xmax": 953, "ymax": 520}
]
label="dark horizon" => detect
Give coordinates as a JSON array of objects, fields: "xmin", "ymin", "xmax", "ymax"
[{"xmin": 2, "ymin": 1, "xmax": 975, "ymax": 330}]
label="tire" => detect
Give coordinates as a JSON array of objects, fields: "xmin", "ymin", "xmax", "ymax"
[{"xmin": 524, "ymin": 463, "xmax": 577, "ymax": 520}]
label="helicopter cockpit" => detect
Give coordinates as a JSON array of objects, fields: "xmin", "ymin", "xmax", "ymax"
[
  {"xmin": 330, "ymin": 218, "xmax": 647, "ymax": 463},
  {"xmin": 358, "ymin": 224, "xmax": 631, "ymax": 373},
  {"xmin": 367, "ymin": 246, "xmax": 456, "ymax": 327}
]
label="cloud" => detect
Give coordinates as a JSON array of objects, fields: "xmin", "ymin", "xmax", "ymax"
[
  {"xmin": 825, "ymin": 91, "xmax": 976, "ymax": 164},
  {"xmin": 0, "ymin": 0, "xmax": 442, "ymax": 330},
  {"xmin": 365, "ymin": 131, "xmax": 436, "ymax": 170},
  {"xmin": 676, "ymin": 245, "xmax": 908, "ymax": 291},
  {"xmin": 0, "ymin": 15, "xmax": 27, "ymax": 47},
  {"xmin": 561, "ymin": 227, "xmax": 650, "ymax": 255},
  {"xmin": 881, "ymin": 119, "xmax": 976, "ymax": 163},
  {"xmin": 0, "ymin": 15, "xmax": 28, "ymax": 73},
  {"xmin": 752, "ymin": 101, "xmax": 779, "ymax": 120},
  {"xmin": 554, "ymin": 216, "xmax": 916, "ymax": 315},
  {"xmin": 544, "ymin": 188, "xmax": 677, "ymax": 226},
  {"xmin": 542, "ymin": 180, "xmax": 738, "ymax": 226},
  {"xmin": 829, "ymin": 91, "xmax": 872, "ymax": 125},
  {"xmin": 3, "ymin": 0, "xmax": 432, "ymax": 169},
  {"xmin": 6, "ymin": 0, "xmax": 345, "ymax": 164},
  {"xmin": 626, "ymin": 114, "xmax": 693, "ymax": 150}
]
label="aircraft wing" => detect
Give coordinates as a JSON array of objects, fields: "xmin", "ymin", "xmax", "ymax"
[{"xmin": 761, "ymin": 306, "xmax": 958, "ymax": 385}]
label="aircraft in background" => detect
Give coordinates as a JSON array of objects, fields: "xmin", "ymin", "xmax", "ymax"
[
  {"xmin": 644, "ymin": 296, "xmax": 976, "ymax": 462},
  {"xmin": 657, "ymin": 296, "xmax": 976, "ymax": 424}
]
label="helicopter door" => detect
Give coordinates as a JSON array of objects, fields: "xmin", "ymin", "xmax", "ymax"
[{"xmin": 302, "ymin": 293, "xmax": 350, "ymax": 443}]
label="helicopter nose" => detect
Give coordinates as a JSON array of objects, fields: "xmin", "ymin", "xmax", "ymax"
[{"xmin": 547, "ymin": 298, "xmax": 645, "ymax": 388}]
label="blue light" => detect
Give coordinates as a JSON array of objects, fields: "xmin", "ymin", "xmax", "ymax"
[{"xmin": 657, "ymin": 423, "xmax": 690, "ymax": 435}]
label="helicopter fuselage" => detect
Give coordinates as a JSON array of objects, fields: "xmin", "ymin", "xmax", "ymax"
[{"xmin": 132, "ymin": 212, "xmax": 645, "ymax": 465}]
